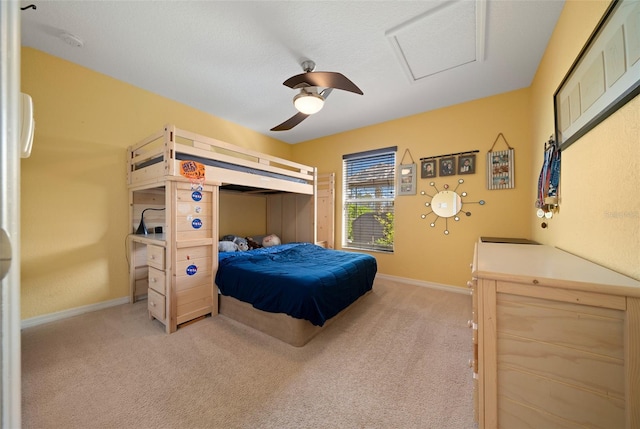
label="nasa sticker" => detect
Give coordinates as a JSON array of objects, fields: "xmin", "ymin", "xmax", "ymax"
[
  {"xmin": 186, "ymin": 265, "xmax": 198, "ymax": 276},
  {"xmin": 191, "ymin": 218, "xmax": 203, "ymax": 229},
  {"xmin": 191, "ymin": 191, "xmax": 202, "ymax": 202}
]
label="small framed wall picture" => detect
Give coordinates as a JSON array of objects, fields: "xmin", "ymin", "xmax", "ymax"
[
  {"xmin": 439, "ymin": 156, "xmax": 456, "ymax": 176},
  {"xmin": 398, "ymin": 163, "xmax": 417, "ymax": 195},
  {"xmin": 486, "ymin": 133, "xmax": 515, "ymax": 190},
  {"xmin": 487, "ymin": 149, "xmax": 515, "ymax": 189},
  {"xmin": 421, "ymin": 159, "xmax": 436, "ymax": 178},
  {"xmin": 458, "ymin": 154, "xmax": 476, "ymax": 175}
]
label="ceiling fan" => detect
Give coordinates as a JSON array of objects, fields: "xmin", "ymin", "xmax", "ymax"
[{"xmin": 270, "ymin": 60, "xmax": 364, "ymax": 131}]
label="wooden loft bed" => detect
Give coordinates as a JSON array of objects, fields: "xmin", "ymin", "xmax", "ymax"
[
  {"xmin": 127, "ymin": 124, "xmax": 320, "ymax": 334},
  {"xmin": 128, "ymin": 124, "xmax": 316, "ymax": 194},
  {"xmin": 127, "ymin": 126, "xmax": 373, "ymax": 347}
]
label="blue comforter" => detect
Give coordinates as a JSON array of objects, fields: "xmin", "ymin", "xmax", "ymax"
[{"xmin": 216, "ymin": 243, "xmax": 377, "ymax": 326}]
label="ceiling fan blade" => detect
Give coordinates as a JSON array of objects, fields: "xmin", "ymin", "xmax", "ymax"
[
  {"xmin": 283, "ymin": 72, "xmax": 363, "ymax": 95},
  {"xmin": 320, "ymin": 87, "xmax": 333, "ymax": 99},
  {"xmin": 270, "ymin": 111, "xmax": 310, "ymax": 131}
]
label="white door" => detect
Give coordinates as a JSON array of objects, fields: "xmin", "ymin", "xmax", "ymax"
[{"xmin": 0, "ymin": 2, "xmax": 22, "ymax": 428}]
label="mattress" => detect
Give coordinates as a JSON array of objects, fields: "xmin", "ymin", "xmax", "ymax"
[
  {"xmin": 215, "ymin": 243, "xmax": 377, "ymax": 326},
  {"xmin": 135, "ymin": 152, "xmax": 307, "ymax": 184}
]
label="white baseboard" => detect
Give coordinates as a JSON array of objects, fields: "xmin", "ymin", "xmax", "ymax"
[
  {"xmin": 21, "ymin": 296, "xmax": 130, "ymax": 330},
  {"xmin": 375, "ymin": 273, "xmax": 469, "ymax": 295}
]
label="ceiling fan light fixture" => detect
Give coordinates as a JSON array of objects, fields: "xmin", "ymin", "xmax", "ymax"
[
  {"xmin": 293, "ymin": 89, "xmax": 324, "ymax": 114},
  {"xmin": 272, "ymin": 61, "xmax": 362, "ymax": 131}
]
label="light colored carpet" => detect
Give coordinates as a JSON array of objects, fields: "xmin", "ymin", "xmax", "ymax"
[{"xmin": 22, "ymin": 278, "xmax": 475, "ymax": 429}]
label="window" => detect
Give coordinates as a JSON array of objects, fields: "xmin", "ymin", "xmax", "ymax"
[{"xmin": 342, "ymin": 147, "xmax": 396, "ymax": 252}]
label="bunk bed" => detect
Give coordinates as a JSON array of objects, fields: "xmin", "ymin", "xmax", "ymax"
[
  {"xmin": 127, "ymin": 125, "xmax": 375, "ymax": 345},
  {"xmin": 128, "ymin": 125, "xmax": 315, "ymax": 195}
]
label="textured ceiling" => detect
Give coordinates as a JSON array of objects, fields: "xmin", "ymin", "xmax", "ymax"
[{"xmin": 20, "ymin": 0, "xmax": 565, "ymax": 144}]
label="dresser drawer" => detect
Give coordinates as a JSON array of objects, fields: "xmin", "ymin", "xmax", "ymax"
[
  {"xmin": 147, "ymin": 244, "xmax": 165, "ymax": 270},
  {"xmin": 148, "ymin": 266, "xmax": 165, "ymax": 295},
  {"xmin": 148, "ymin": 288, "xmax": 165, "ymax": 321}
]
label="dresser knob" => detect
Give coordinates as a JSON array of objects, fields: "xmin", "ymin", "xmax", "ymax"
[
  {"xmin": 468, "ymin": 359, "xmax": 475, "ymax": 368},
  {"xmin": 150, "ymin": 301, "xmax": 156, "ymax": 307},
  {"xmin": 467, "ymin": 281, "xmax": 474, "ymax": 288},
  {"xmin": 467, "ymin": 320, "xmax": 473, "ymax": 328}
]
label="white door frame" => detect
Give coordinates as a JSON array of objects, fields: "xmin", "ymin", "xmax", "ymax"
[{"xmin": 0, "ymin": 1, "xmax": 22, "ymax": 427}]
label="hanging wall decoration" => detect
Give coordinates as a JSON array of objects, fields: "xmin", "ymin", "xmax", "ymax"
[
  {"xmin": 458, "ymin": 153, "xmax": 476, "ymax": 175},
  {"xmin": 535, "ymin": 135, "xmax": 561, "ymax": 227},
  {"xmin": 486, "ymin": 133, "xmax": 515, "ymax": 190},
  {"xmin": 419, "ymin": 179, "xmax": 485, "ymax": 235},
  {"xmin": 398, "ymin": 148, "xmax": 417, "ymax": 195},
  {"xmin": 420, "ymin": 150, "xmax": 479, "ymax": 179},
  {"xmin": 421, "ymin": 159, "xmax": 437, "ymax": 178},
  {"xmin": 439, "ymin": 157, "xmax": 456, "ymax": 176},
  {"xmin": 554, "ymin": 0, "xmax": 640, "ymax": 150}
]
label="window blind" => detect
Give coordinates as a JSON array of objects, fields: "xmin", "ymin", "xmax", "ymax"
[{"xmin": 342, "ymin": 147, "xmax": 396, "ymax": 252}]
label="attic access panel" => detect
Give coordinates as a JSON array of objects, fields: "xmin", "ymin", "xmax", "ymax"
[{"xmin": 386, "ymin": 0, "xmax": 486, "ymax": 82}]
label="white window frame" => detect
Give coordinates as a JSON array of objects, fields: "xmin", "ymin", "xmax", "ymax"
[{"xmin": 342, "ymin": 147, "xmax": 396, "ymax": 252}]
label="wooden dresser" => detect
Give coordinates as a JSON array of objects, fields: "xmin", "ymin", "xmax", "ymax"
[{"xmin": 470, "ymin": 240, "xmax": 640, "ymax": 428}]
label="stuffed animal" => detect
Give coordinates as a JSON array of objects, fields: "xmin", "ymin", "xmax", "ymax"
[
  {"xmin": 218, "ymin": 241, "xmax": 239, "ymax": 252},
  {"xmin": 245, "ymin": 237, "xmax": 262, "ymax": 250},
  {"xmin": 233, "ymin": 236, "xmax": 249, "ymax": 251},
  {"xmin": 220, "ymin": 234, "xmax": 249, "ymax": 251},
  {"xmin": 262, "ymin": 234, "xmax": 281, "ymax": 247}
]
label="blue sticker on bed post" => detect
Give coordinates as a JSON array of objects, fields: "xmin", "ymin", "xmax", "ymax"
[
  {"xmin": 191, "ymin": 191, "xmax": 202, "ymax": 202},
  {"xmin": 186, "ymin": 264, "xmax": 198, "ymax": 276},
  {"xmin": 191, "ymin": 218, "xmax": 202, "ymax": 229}
]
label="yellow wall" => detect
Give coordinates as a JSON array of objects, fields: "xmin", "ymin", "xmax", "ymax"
[
  {"xmin": 219, "ymin": 192, "xmax": 266, "ymax": 238},
  {"xmin": 20, "ymin": 48, "xmax": 292, "ymax": 319},
  {"xmin": 529, "ymin": 0, "xmax": 640, "ymax": 281},
  {"xmin": 292, "ymin": 89, "xmax": 534, "ymax": 288}
]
